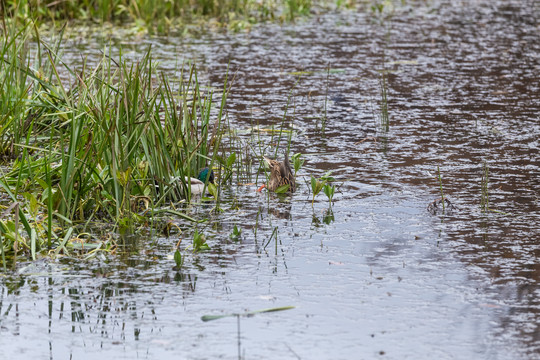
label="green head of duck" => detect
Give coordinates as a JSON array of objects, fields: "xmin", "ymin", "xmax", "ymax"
[{"xmin": 197, "ymin": 167, "xmax": 215, "ymax": 184}]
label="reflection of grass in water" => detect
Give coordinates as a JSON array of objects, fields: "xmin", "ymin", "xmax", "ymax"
[
  {"xmin": 479, "ymin": 161, "xmax": 511, "ymax": 216},
  {"xmin": 481, "ymin": 161, "xmax": 489, "ymax": 213},
  {"xmin": 437, "ymin": 166, "xmax": 446, "ymax": 213},
  {"xmin": 202, "ymin": 305, "xmax": 295, "ymax": 360},
  {"xmin": 263, "ymin": 226, "xmax": 279, "ymax": 255},
  {"xmin": 322, "ymin": 65, "xmax": 330, "ymax": 133},
  {"xmin": 379, "ymin": 72, "xmax": 389, "ymax": 131}
]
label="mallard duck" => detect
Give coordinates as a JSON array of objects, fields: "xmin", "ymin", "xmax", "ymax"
[
  {"xmin": 258, "ymin": 152, "xmax": 296, "ymax": 193},
  {"xmin": 187, "ymin": 167, "xmax": 214, "ymax": 195}
]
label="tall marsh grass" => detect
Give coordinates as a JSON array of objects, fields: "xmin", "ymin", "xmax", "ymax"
[
  {"xmin": 0, "ymin": 21, "xmax": 228, "ymax": 263},
  {"xmin": 2, "ymin": 0, "xmax": 317, "ymax": 33}
]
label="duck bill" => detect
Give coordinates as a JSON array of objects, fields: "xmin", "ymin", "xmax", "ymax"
[{"xmin": 263, "ymin": 156, "xmax": 272, "ymax": 166}]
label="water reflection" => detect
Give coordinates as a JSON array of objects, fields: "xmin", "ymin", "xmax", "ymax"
[{"xmin": 311, "ymin": 207, "xmax": 335, "ymax": 227}]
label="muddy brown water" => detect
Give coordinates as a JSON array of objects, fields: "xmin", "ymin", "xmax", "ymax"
[{"xmin": 1, "ymin": 1, "xmax": 539, "ymax": 359}]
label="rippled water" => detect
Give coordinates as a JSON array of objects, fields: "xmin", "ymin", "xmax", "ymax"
[{"xmin": 1, "ymin": 1, "xmax": 539, "ymax": 359}]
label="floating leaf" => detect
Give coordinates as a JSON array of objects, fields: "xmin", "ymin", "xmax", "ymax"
[{"xmin": 201, "ymin": 306, "xmax": 295, "ymax": 322}]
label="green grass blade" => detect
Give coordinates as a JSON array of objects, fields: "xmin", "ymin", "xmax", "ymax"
[{"xmin": 201, "ymin": 306, "xmax": 295, "ymax": 322}]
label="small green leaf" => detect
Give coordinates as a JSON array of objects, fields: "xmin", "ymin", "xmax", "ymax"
[
  {"xmin": 116, "ymin": 167, "xmax": 132, "ymax": 186},
  {"xmin": 275, "ymin": 184, "xmax": 290, "ymax": 193},
  {"xmin": 35, "ymin": 178, "xmax": 49, "ymax": 190},
  {"xmin": 227, "ymin": 152, "xmax": 236, "ymax": 168},
  {"xmin": 313, "ymin": 180, "xmax": 324, "ymax": 196},
  {"xmin": 230, "ymin": 224, "xmax": 242, "ymax": 241},
  {"xmin": 292, "ymin": 153, "xmax": 304, "ymax": 175},
  {"xmin": 208, "ymin": 183, "xmax": 218, "ymax": 197},
  {"xmin": 321, "ymin": 171, "xmax": 335, "ymax": 182},
  {"xmin": 201, "ymin": 306, "xmax": 295, "ymax": 322},
  {"xmin": 323, "ymin": 184, "xmax": 335, "ymax": 200},
  {"xmin": 174, "ymin": 250, "xmax": 183, "ymax": 268},
  {"xmin": 193, "ymin": 229, "xmax": 210, "ymax": 252},
  {"xmin": 201, "ymin": 314, "xmax": 228, "ymax": 322},
  {"xmin": 24, "ymin": 192, "xmax": 38, "ymax": 216}
]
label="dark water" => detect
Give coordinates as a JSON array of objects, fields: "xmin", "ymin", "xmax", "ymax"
[{"xmin": 1, "ymin": 1, "xmax": 539, "ymax": 359}]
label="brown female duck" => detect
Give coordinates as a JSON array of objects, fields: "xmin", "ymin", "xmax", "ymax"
[{"xmin": 257, "ymin": 152, "xmax": 296, "ymax": 193}]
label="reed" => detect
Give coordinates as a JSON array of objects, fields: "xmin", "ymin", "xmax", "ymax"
[
  {"xmin": 0, "ymin": 24, "xmax": 228, "ymax": 261},
  {"xmin": 480, "ymin": 161, "xmax": 489, "ymax": 213},
  {"xmin": 3, "ymin": 0, "xmax": 318, "ymax": 34},
  {"xmin": 379, "ymin": 71, "xmax": 389, "ymax": 131},
  {"xmin": 437, "ymin": 165, "xmax": 445, "ymax": 212}
]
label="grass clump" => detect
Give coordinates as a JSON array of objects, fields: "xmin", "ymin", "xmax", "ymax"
[
  {"xmin": 0, "ymin": 21, "xmax": 228, "ymax": 264},
  {"xmin": 3, "ymin": 0, "xmax": 318, "ymax": 34}
]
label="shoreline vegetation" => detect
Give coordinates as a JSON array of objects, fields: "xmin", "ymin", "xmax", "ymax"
[
  {"xmin": 1, "ymin": 0, "xmax": 330, "ymax": 34},
  {"xmin": 0, "ymin": 0, "xmax": 360, "ymax": 265},
  {"xmin": 0, "ymin": 16, "xmax": 232, "ymax": 265}
]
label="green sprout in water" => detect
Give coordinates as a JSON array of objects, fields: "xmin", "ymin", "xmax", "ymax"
[
  {"xmin": 311, "ymin": 176, "xmax": 324, "ymax": 206},
  {"xmin": 230, "ymin": 224, "xmax": 242, "ymax": 241},
  {"xmin": 320, "ymin": 171, "xmax": 335, "ymax": 183},
  {"xmin": 323, "ymin": 183, "xmax": 336, "ymax": 205},
  {"xmin": 173, "ymin": 249, "xmax": 184, "ymax": 270},
  {"xmin": 310, "ymin": 171, "xmax": 335, "ymax": 207},
  {"xmin": 291, "ymin": 153, "xmax": 304, "ymax": 177},
  {"xmin": 371, "ymin": 3, "xmax": 385, "ymax": 14},
  {"xmin": 437, "ymin": 165, "xmax": 446, "ymax": 212},
  {"xmin": 192, "ymin": 229, "xmax": 210, "ymax": 252},
  {"xmin": 321, "ymin": 171, "xmax": 336, "ymax": 205},
  {"xmin": 219, "ymin": 152, "xmax": 236, "ymax": 184}
]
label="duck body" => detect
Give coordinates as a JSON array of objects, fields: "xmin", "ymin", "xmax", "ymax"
[
  {"xmin": 186, "ymin": 168, "xmax": 215, "ymax": 195},
  {"xmin": 263, "ymin": 152, "xmax": 296, "ymax": 193},
  {"xmin": 186, "ymin": 177, "xmax": 205, "ymax": 195}
]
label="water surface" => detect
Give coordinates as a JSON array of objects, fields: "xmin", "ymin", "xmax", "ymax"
[{"xmin": 1, "ymin": 1, "xmax": 539, "ymax": 359}]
